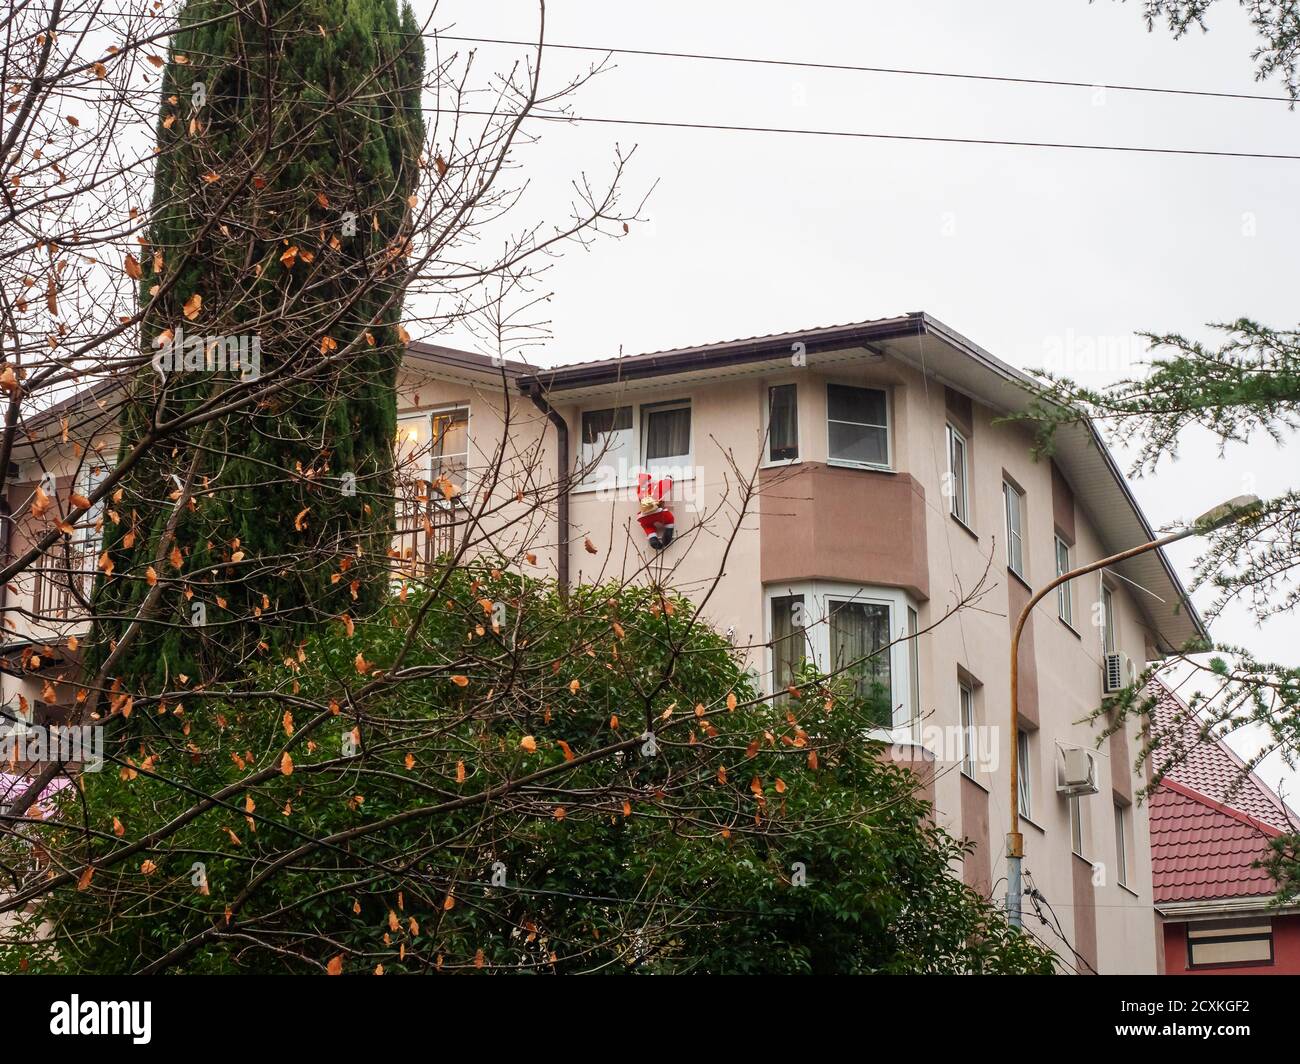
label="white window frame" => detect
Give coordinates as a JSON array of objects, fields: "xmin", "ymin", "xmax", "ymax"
[
  {"xmin": 946, "ymin": 423, "xmax": 969, "ymax": 525},
  {"xmin": 825, "ymin": 382, "xmax": 892, "ymax": 471},
  {"xmin": 1017, "ymin": 728, "xmax": 1032, "ymax": 818},
  {"xmin": 1055, "ymin": 535, "xmax": 1073, "ymax": 625},
  {"xmin": 640, "ymin": 398, "xmax": 693, "ymax": 479},
  {"xmin": 572, "ymin": 398, "xmax": 696, "ymax": 492},
  {"xmin": 577, "ymin": 405, "xmax": 635, "ymax": 489},
  {"xmin": 1101, "ymin": 580, "xmax": 1118, "ymax": 655},
  {"xmin": 1003, "ymin": 479, "xmax": 1025, "ymax": 578},
  {"xmin": 763, "ymin": 581, "xmax": 918, "ymax": 738},
  {"xmin": 397, "ymin": 405, "xmax": 471, "ymax": 502},
  {"xmin": 763, "ymin": 382, "xmax": 801, "ymax": 467},
  {"xmin": 959, "ymin": 681, "xmax": 977, "ymax": 777}
]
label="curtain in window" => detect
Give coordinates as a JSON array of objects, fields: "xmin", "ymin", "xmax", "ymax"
[
  {"xmin": 829, "ymin": 600, "xmax": 891, "ymax": 725},
  {"xmin": 768, "ymin": 385, "xmax": 798, "ymax": 461},
  {"xmin": 770, "ymin": 595, "xmax": 806, "ymax": 692},
  {"xmin": 643, "ymin": 406, "xmax": 690, "ymax": 461}
]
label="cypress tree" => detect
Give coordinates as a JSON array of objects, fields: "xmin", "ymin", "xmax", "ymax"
[{"xmin": 95, "ymin": 0, "xmax": 425, "ymax": 691}]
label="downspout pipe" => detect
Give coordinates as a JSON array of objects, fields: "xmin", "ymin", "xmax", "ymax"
[{"xmin": 525, "ymin": 384, "xmax": 569, "ymax": 597}]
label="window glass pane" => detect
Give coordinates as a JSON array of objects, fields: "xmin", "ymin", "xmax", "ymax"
[
  {"xmin": 960, "ymin": 685, "xmax": 975, "ymax": 775},
  {"xmin": 1056, "ymin": 538, "xmax": 1072, "ymax": 624},
  {"xmin": 1189, "ymin": 932, "xmax": 1272, "ymax": 966},
  {"xmin": 1114, "ymin": 803, "xmax": 1128, "ymax": 885},
  {"xmin": 828, "ymin": 421, "xmax": 888, "ymax": 466},
  {"xmin": 770, "ymin": 595, "xmax": 806, "ymax": 694},
  {"xmin": 1005, "ymin": 483, "xmax": 1023, "ymax": 574},
  {"xmin": 643, "ymin": 405, "xmax": 691, "ymax": 461},
  {"xmin": 827, "ymin": 384, "xmax": 886, "ymax": 425},
  {"xmin": 907, "ymin": 606, "xmax": 920, "ymax": 726},
  {"xmin": 1018, "ymin": 730, "xmax": 1031, "ymax": 817},
  {"xmin": 768, "ymin": 385, "xmax": 798, "ymax": 462},
  {"xmin": 581, "ymin": 406, "xmax": 632, "ymax": 442},
  {"xmin": 949, "ymin": 428, "xmax": 967, "ymax": 521},
  {"xmin": 580, "ymin": 407, "xmax": 633, "ymax": 482},
  {"xmin": 431, "ymin": 410, "xmax": 469, "ymax": 492},
  {"xmin": 830, "ymin": 600, "xmax": 891, "ymax": 726},
  {"xmin": 1102, "ymin": 586, "xmax": 1117, "ymax": 653}
]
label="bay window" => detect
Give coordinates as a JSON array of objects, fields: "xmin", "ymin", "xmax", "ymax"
[{"xmin": 765, "ymin": 582, "xmax": 918, "ymax": 733}]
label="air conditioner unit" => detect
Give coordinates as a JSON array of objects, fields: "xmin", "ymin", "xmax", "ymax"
[
  {"xmin": 1056, "ymin": 747, "xmax": 1099, "ymax": 797},
  {"xmin": 1103, "ymin": 651, "xmax": 1133, "ymax": 694}
]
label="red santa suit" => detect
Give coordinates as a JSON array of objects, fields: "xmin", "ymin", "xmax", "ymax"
[{"xmin": 636, "ymin": 475, "xmax": 675, "ymax": 550}]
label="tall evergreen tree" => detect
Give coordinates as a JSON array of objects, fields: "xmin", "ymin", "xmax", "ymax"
[{"xmin": 95, "ymin": 0, "xmax": 425, "ymax": 691}]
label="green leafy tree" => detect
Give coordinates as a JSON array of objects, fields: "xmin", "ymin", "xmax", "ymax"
[
  {"xmin": 94, "ymin": 0, "xmax": 426, "ymax": 690},
  {"xmin": 1, "ymin": 571, "xmax": 1052, "ymax": 974}
]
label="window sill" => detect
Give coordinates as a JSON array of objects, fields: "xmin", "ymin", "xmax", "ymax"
[
  {"xmin": 1058, "ymin": 617, "xmax": 1082, "ymax": 640},
  {"xmin": 760, "ymin": 457, "xmax": 802, "ymax": 471},
  {"xmin": 959, "ymin": 770, "xmax": 988, "ymax": 793},
  {"xmin": 826, "ymin": 460, "xmax": 894, "ymax": 474},
  {"xmin": 1008, "ymin": 567, "xmax": 1032, "ymax": 593},
  {"xmin": 1118, "ymin": 882, "xmax": 1140, "ymax": 899},
  {"xmin": 949, "ymin": 513, "xmax": 978, "ymax": 541}
]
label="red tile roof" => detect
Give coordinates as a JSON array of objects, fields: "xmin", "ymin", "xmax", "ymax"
[{"xmin": 1147, "ymin": 679, "xmax": 1298, "ymax": 904}]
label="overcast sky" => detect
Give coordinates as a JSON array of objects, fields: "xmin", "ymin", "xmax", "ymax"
[{"xmin": 416, "ymin": 1, "xmax": 1299, "ymax": 794}]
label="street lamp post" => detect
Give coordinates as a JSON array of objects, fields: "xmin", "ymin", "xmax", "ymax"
[{"xmin": 1005, "ymin": 495, "xmax": 1261, "ymax": 929}]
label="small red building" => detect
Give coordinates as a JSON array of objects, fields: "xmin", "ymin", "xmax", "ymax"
[{"xmin": 1148, "ymin": 679, "xmax": 1300, "ymax": 974}]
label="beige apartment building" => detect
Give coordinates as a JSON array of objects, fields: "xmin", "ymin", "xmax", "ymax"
[{"xmin": 1, "ymin": 311, "xmax": 1202, "ymax": 972}]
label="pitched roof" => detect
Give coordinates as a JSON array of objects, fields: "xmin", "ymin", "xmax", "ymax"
[
  {"xmin": 1147, "ymin": 678, "xmax": 1299, "ymax": 904},
  {"xmin": 514, "ymin": 311, "xmax": 1206, "ymax": 652},
  {"xmin": 1149, "ymin": 678, "xmax": 1296, "ymax": 829}
]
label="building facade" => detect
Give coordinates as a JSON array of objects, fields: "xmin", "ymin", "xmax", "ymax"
[{"xmin": 2, "ymin": 312, "xmax": 1205, "ymax": 972}]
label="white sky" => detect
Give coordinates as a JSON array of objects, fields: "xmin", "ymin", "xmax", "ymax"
[{"xmin": 416, "ymin": 1, "xmax": 1299, "ymax": 796}]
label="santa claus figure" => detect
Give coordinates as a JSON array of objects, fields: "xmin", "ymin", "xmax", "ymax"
[{"xmin": 636, "ymin": 475, "xmax": 675, "ymax": 550}]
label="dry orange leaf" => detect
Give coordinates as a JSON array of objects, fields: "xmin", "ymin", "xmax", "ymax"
[
  {"xmin": 450, "ymin": 674, "xmax": 469, "ymax": 687},
  {"xmin": 280, "ymin": 751, "xmax": 294, "ymax": 776},
  {"xmin": 519, "ymin": 735, "xmax": 537, "ymax": 752},
  {"xmin": 326, "ymin": 955, "xmax": 344, "ymax": 975}
]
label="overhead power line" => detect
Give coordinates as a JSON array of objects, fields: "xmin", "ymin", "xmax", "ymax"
[
  {"xmin": 439, "ymin": 34, "xmax": 1297, "ymax": 105},
  {"xmin": 15, "ymin": 8, "xmax": 1300, "ymax": 104},
  {"xmin": 441, "ymin": 108, "xmax": 1300, "ymax": 161}
]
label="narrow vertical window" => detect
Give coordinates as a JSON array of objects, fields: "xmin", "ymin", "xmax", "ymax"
[
  {"xmin": 1114, "ymin": 802, "xmax": 1130, "ymax": 887},
  {"xmin": 770, "ymin": 594, "xmax": 806, "ymax": 695},
  {"xmin": 1102, "ymin": 584, "xmax": 1117, "ymax": 654},
  {"xmin": 1070, "ymin": 795, "xmax": 1084, "ymax": 857},
  {"xmin": 907, "ymin": 606, "xmax": 920, "ymax": 728},
  {"xmin": 1003, "ymin": 480, "xmax": 1025, "ymax": 577},
  {"xmin": 959, "ymin": 681, "xmax": 976, "ymax": 777},
  {"xmin": 1055, "ymin": 536, "xmax": 1073, "ymax": 624},
  {"xmin": 947, "ymin": 424, "xmax": 969, "ymax": 524},
  {"xmin": 767, "ymin": 384, "xmax": 799, "ymax": 463},
  {"xmin": 1017, "ymin": 728, "xmax": 1032, "ymax": 818}
]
